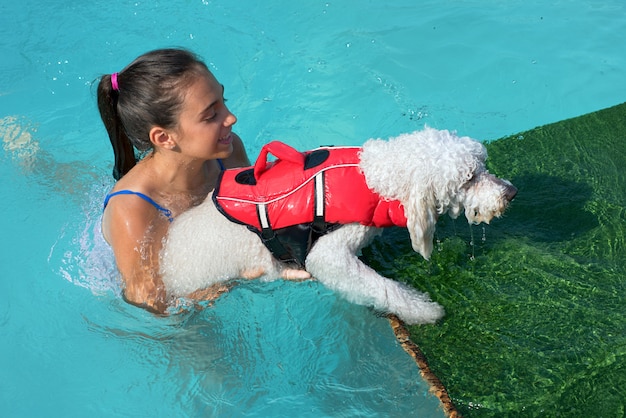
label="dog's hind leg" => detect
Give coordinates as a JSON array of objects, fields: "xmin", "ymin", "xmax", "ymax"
[{"xmin": 305, "ymin": 224, "xmax": 444, "ymax": 325}]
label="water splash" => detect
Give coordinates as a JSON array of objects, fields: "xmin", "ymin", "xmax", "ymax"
[{"xmin": 49, "ymin": 181, "xmax": 120, "ymax": 296}]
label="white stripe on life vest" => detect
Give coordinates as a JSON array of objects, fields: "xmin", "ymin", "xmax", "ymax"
[
  {"xmin": 217, "ymin": 163, "xmax": 360, "ymax": 205},
  {"xmin": 315, "ymin": 172, "xmax": 324, "ymax": 217},
  {"xmin": 258, "ymin": 204, "xmax": 270, "ymax": 229}
]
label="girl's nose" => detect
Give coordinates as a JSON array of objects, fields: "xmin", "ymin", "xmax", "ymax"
[{"xmin": 224, "ymin": 109, "xmax": 237, "ymax": 127}]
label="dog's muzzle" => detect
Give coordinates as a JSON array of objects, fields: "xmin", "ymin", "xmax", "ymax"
[{"xmin": 504, "ymin": 182, "xmax": 518, "ymax": 202}]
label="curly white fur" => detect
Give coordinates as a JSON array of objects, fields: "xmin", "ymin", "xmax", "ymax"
[{"xmin": 161, "ymin": 127, "xmax": 516, "ymax": 324}]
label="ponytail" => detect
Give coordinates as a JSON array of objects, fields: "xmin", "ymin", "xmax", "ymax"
[{"xmin": 97, "ymin": 73, "xmax": 136, "ymax": 180}]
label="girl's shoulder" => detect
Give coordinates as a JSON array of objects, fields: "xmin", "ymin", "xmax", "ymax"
[{"xmin": 104, "ymin": 162, "xmax": 170, "ymax": 223}]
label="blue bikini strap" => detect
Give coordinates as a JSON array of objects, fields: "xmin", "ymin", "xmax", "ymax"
[
  {"xmin": 103, "ymin": 190, "xmax": 174, "ymax": 222},
  {"xmin": 103, "ymin": 161, "xmax": 224, "ymax": 221}
]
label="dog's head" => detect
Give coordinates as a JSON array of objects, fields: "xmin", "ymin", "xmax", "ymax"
[
  {"xmin": 458, "ymin": 171, "xmax": 517, "ymax": 225},
  {"xmin": 377, "ymin": 128, "xmax": 517, "ymax": 260}
]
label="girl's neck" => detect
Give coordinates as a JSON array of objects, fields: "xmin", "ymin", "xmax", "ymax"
[{"xmin": 145, "ymin": 150, "xmax": 217, "ymax": 195}]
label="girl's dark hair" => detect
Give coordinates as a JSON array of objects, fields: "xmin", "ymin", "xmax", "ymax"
[{"xmin": 97, "ymin": 48, "xmax": 210, "ymax": 180}]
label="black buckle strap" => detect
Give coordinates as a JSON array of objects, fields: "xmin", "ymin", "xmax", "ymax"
[
  {"xmin": 254, "ymin": 170, "xmax": 335, "ymax": 268},
  {"xmin": 256, "ymin": 204, "xmax": 301, "ymax": 266}
]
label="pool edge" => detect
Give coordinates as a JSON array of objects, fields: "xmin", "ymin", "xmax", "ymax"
[{"xmin": 388, "ymin": 315, "xmax": 461, "ymax": 418}]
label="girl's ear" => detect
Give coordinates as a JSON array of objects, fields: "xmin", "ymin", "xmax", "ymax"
[{"xmin": 149, "ymin": 126, "xmax": 177, "ymax": 150}]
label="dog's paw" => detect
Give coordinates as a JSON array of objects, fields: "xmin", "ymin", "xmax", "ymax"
[
  {"xmin": 280, "ymin": 268, "xmax": 311, "ymax": 281},
  {"xmin": 395, "ymin": 299, "xmax": 445, "ymax": 325}
]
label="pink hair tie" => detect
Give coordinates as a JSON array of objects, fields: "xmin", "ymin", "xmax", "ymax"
[{"xmin": 111, "ymin": 72, "xmax": 120, "ymax": 91}]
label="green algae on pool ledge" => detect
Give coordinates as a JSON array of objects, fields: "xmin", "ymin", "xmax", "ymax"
[{"xmin": 363, "ymin": 102, "xmax": 626, "ymax": 417}]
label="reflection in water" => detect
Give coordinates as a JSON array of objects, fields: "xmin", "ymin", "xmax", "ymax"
[
  {"xmin": 81, "ymin": 280, "xmax": 443, "ymax": 417},
  {"xmin": 1, "ymin": 115, "xmax": 102, "ymax": 203},
  {"xmin": 1, "ymin": 115, "xmax": 40, "ymax": 166}
]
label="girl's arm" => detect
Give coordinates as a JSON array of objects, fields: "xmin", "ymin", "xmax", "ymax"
[{"xmin": 103, "ymin": 196, "xmax": 170, "ymax": 314}]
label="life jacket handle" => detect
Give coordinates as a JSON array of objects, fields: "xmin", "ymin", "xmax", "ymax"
[{"xmin": 253, "ymin": 140, "xmax": 305, "ymax": 180}]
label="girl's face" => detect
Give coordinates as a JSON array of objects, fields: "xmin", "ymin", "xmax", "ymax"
[{"xmin": 171, "ymin": 71, "xmax": 237, "ymax": 161}]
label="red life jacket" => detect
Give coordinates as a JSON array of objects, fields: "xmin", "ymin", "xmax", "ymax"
[{"xmin": 213, "ymin": 141, "xmax": 407, "ymax": 266}]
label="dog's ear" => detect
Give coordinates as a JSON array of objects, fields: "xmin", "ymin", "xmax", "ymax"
[{"xmin": 405, "ymin": 193, "xmax": 437, "ymax": 260}]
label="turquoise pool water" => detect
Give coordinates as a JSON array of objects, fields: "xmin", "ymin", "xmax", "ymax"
[{"xmin": 2, "ymin": 0, "xmax": 625, "ymax": 416}]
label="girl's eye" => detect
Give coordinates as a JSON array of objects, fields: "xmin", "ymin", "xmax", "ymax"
[
  {"xmin": 204, "ymin": 108, "xmax": 217, "ymax": 121},
  {"xmin": 204, "ymin": 99, "xmax": 227, "ymax": 122}
]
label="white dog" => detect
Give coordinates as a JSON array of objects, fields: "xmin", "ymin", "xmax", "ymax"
[{"xmin": 160, "ymin": 127, "xmax": 516, "ymax": 324}]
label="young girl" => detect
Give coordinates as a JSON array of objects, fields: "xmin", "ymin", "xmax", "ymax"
[{"xmin": 98, "ymin": 48, "xmax": 307, "ymax": 314}]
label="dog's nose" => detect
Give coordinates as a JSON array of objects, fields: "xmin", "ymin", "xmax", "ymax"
[{"xmin": 505, "ymin": 184, "xmax": 518, "ymax": 201}]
